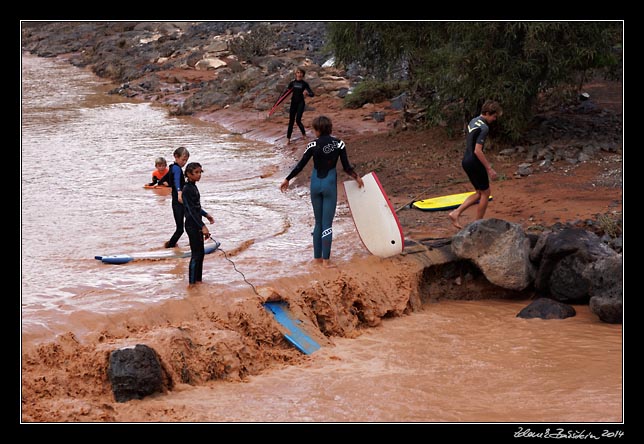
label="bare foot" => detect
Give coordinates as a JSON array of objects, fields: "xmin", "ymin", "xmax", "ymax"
[
  {"xmin": 322, "ymin": 260, "xmax": 337, "ymax": 269},
  {"xmin": 448, "ymin": 211, "xmax": 462, "ymax": 229},
  {"xmin": 286, "ymin": 138, "xmax": 291, "ymax": 145}
]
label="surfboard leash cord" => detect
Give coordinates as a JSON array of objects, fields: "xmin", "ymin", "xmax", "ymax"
[{"xmin": 213, "ymin": 240, "xmax": 260, "ymax": 297}]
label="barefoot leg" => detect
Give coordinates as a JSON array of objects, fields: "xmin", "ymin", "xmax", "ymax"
[
  {"xmin": 448, "ymin": 211, "xmax": 463, "ymax": 229},
  {"xmin": 448, "ymin": 191, "xmax": 481, "ymax": 229},
  {"xmin": 322, "ymin": 259, "xmax": 337, "ymax": 269}
]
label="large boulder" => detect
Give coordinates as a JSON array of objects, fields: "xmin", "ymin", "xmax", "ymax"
[
  {"xmin": 517, "ymin": 298, "xmax": 576, "ymax": 320},
  {"xmin": 451, "ymin": 218, "xmax": 535, "ymax": 290},
  {"xmin": 586, "ymin": 254, "xmax": 623, "ymax": 324},
  {"xmin": 531, "ymin": 228, "xmax": 618, "ymax": 304},
  {"xmin": 108, "ymin": 344, "xmax": 165, "ymax": 402}
]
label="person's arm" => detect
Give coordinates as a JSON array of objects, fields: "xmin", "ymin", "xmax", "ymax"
[
  {"xmin": 172, "ymin": 165, "xmax": 182, "ymax": 189},
  {"xmin": 202, "ymin": 209, "xmax": 215, "ymax": 225},
  {"xmin": 474, "ymin": 126, "xmax": 497, "ymax": 179},
  {"xmin": 339, "ymin": 142, "xmax": 364, "ymax": 188},
  {"xmin": 281, "ymin": 147, "xmax": 313, "ymax": 191},
  {"xmin": 158, "ymin": 171, "xmax": 170, "ymax": 186},
  {"xmin": 199, "ymin": 209, "xmax": 213, "ymax": 238},
  {"xmin": 304, "ymin": 81, "xmax": 314, "ymax": 98},
  {"xmin": 172, "ymin": 165, "xmax": 184, "ymax": 201},
  {"xmin": 183, "ymin": 184, "xmax": 204, "ymax": 228}
]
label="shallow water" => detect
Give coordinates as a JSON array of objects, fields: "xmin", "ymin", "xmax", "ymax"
[
  {"xmin": 21, "ymin": 53, "xmax": 622, "ymax": 424},
  {"xmin": 21, "ymin": 53, "xmax": 361, "ymax": 342},
  {"xmin": 115, "ymin": 300, "xmax": 622, "ymax": 423}
]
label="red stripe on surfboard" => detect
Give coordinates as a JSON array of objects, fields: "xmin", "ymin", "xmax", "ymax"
[
  {"xmin": 343, "ymin": 171, "xmax": 404, "ymax": 256},
  {"xmin": 267, "ymin": 88, "xmax": 293, "ymax": 117},
  {"xmin": 369, "ymin": 171, "xmax": 405, "ymax": 245}
]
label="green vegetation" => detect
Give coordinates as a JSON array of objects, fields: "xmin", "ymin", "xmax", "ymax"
[
  {"xmin": 343, "ymin": 80, "xmax": 407, "ymax": 109},
  {"xmin": 229, "ymin": 23, "xmax": 278, "ymax": 62},
  {"xmin": 328, "ymin": 22, "xmax": 622, "ymax": 141},
  {"xmin": 596, "ymin": 212, "xmax": 622, "ymax": 238}
]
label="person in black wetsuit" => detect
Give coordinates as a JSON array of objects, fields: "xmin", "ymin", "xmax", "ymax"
[
  {"xmin": 280, "ymin": 115, "xmax": 364, "ymax": 267},
  {"xmin": 183, "ymin": 162, "xmax": 215, "ymax": 286},
  {"xmin": 448, "ymin": 100, "xmax": 503, "ymax": 229},
  {"xmin": 284, "ymin": 67, "xmax": 314, "ymax": 145},
  {"xmin": 165, "ymin": 147, "xmax": 190, "ymax": 248}
]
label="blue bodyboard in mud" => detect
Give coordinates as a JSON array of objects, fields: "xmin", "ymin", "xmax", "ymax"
[{"xmin": 263, "ymin": 301, "xmax": 321, "ymax": 355}]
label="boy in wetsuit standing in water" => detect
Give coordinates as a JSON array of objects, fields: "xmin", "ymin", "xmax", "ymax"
[
  {"xmin": 165, "ymin": 146, "xmax": 190, "ymax": 248},
  {"xmin": 183, "ymin": 162, "xmax": 215, "ymax": 286},
  {"xmin": 449, "ymin": 100, "xmax": 502, "ymax": 229},
  {"xmin": 285, "ymin": 67, "xmax": 314, "ymax": 145},
  {"xmin": 280, "ymin": 115, "xmax": 364, "ymax": 267}
]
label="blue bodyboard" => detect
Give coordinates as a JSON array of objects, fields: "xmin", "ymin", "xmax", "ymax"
[
  {"xmin": 263, "ymin": 301, "xmax": 321, "ymax": 355},
  {"xmin": 96, "ymin": 241, "xmax": 220, "ymax": 264}
]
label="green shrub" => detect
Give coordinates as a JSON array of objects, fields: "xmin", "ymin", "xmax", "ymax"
[
  {"xmin": 343, "ymin": 80, "xmax": 406, "ymax": 109},
  {"xmin": 229, "ymin": 23, "xmax": 277, "ymax": 62}
]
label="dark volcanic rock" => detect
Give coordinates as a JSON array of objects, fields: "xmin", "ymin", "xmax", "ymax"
[
  {"xmin": 108, "ymin": 344, "xmax": 165, "ymax": 402},
  {"xmin": 517, "ymin": 298, "xmax": 576, "ymax": 320}
]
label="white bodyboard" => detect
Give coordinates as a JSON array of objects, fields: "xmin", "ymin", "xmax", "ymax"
[{"xmin": 343, "ymin": 172, "xmax": 404, "ymax": 258}]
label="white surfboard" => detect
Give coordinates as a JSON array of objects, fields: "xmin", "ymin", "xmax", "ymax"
[{"xmin": 343, "ymin": 172, "xmax": 404, "ymax": 258}]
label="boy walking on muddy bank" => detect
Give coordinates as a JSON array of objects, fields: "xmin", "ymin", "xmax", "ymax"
[{"xmin": 449, "ymin": 100, "xmax": 502, "ymax": 229}]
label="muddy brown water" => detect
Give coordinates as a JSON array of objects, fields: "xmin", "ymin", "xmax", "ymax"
[{"xmin": 21, "ymin": 53, "xmax": 622, "ymax": 424}]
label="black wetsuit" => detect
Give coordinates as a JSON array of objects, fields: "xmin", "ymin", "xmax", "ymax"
[
  {"xmin": 183, "ymin": 180, "xmax": 208, "ymax": 284},
  {"xmin": 286, "ymin": 79, "xmax": 314, "ymax": 139},
  {"xmin": 462, "ymin": 116, "xmax": 490, "ymax": 190},
  {"xmin": 166, "ymin": 162, "xmax": 185, "ymax": 247},
  {"xmin": 286, "ymin": 135, "xmax": 356, "ymax": 259}
]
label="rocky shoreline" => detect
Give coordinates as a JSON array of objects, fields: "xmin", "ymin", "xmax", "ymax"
[{"xmin": 21, "ymin": 21, "xmax": 622, "ymax": 420}]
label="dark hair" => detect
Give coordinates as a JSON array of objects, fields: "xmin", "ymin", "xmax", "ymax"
[
  {"xmin": 296, "ymin": 67, "xmax": 306, "ymax": 76},
  {"xmin": 184, "ymin": 162, "xmax": 202, "ymax": 176},
  {"xmin": 312, "ymin": 115, "xmax": 332, "ymax": 136},
  {"xmin": 173, "ymin": 146, "xmax": 190, "ymax": 158}
]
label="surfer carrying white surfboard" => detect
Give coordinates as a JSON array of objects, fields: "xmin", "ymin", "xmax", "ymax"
[
  {"xmin": 448, "ymin": 100, "xmax": 503, "ymax": 229},
  {"xmin": 281, "ymin": 115, "xmax": 364, "ymax": 267}
]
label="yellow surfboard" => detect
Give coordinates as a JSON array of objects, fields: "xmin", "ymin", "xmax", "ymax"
[{"xmin": 412, "ymin": 191, "xmax": 492, "ymax": 212}]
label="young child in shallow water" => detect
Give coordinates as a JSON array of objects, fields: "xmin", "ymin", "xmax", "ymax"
[
  {"xmin": 165, "ymin": 147, "xmax": 190, "ymax": 248},
  {"xmin": 182, "ymin": 162, "xmax": 215, "ymax": 286},
  {"xmin": 148, "ymin": 156, "xmax": 169, "ymax": 187}
]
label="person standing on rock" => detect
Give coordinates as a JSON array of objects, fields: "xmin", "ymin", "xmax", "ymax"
[
  {"xmin": 280, "ymin": 115, "xmax": 364, "ymax": 267},
  {"xmin": 449, "ymin": 100, "xmax": 502, "ymax": 229},
  {"xmin": 284, "ymin": 67, "xmax": 314, "ymax": 145}
]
